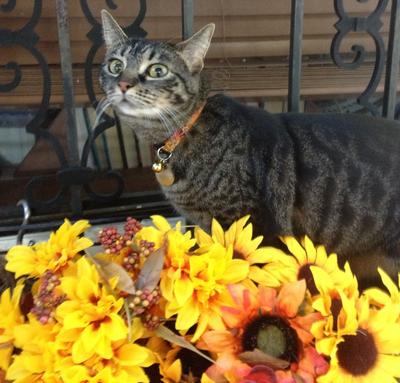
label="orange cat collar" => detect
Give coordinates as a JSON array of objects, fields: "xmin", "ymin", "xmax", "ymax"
[{"xmin": 152, "ymin": 102, "xmax": 206, "ymax": 174}]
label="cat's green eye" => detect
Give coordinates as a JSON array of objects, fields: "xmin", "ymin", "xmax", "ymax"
[
  {"xmin": 108, "ymin": 59, "xmax": 125, "ymax": 75},
  {"xmin": 147, "ymin": 63, "xmax": 169, "ymax": 78}
]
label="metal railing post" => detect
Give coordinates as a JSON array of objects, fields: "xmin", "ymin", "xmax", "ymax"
[
  {"xmin": 55, "ymin": 0, "xmax": 81, "ymax": 214},
  {"xmin": 383, "ymin": 0, "xmax": 400, "ymax": 119},
  {"xmin": 181, "ymin": 0, "xmax": 194, "ymax": 39},
  {"xmin": 288, "ymin": 0, "xmax": 304, "ymax": 113}
]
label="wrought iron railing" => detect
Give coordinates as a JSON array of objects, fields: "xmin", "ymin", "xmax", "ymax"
[{"xmin": 1, "ymin": 0, "xmax": 400, "ymax": 236}]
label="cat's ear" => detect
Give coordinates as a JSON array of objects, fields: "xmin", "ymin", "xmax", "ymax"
[
  {"xmin": 101, "ymin": 9, "xmax": 128, "ymax": 50},
  {"xmin": 176, "ymin": 23, "xmax": 215, "ymax": 73}
]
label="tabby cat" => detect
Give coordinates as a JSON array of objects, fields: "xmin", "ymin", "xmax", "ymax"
[{"xmin": 100, "ymin": 10, "xmax": 400, "ymax": 281}]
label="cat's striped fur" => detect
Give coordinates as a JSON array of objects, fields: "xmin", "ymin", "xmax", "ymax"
[{"xmin": 101, "ymin": 11, "xmax": 400, "ymax": 281}]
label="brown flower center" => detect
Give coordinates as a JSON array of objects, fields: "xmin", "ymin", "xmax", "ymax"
[
  {"xmin": 242, "ymin": 314, "xmax": 300, "ymax": 363},
  {"xmin": 233, "ymin": 249, "xmax": 245, "ymax": 259},
  {"xmin": 297, "ymin": 263, "xmax": 318, "ymax": 295},
  {"xmin": 331, "ymin": 297, "xmax": 342, "ymax": 332},
  {"xmin": 337, "ymin": 329, "xmax": 378, "ymax": 376}
]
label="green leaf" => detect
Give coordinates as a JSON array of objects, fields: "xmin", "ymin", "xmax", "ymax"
[{"xmin": 155, "ymin": 324, "xmax": 215, "ymax": 364}]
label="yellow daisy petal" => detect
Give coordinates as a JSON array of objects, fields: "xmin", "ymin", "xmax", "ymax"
[{"xmin": 281, "ymin": 236, "xmax": 307, "ymax": 264}]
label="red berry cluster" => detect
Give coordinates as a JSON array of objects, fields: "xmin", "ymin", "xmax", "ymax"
[
  {"xmin": 127, "ymin": 287, "xmax": 161, "ymax": 321},
  {"xmin": 99, "ymin": 227, "xmax": 122, "ymax": 254},
  {"xmin": 122, "ymin": 248, "xmax": 141, "ymax": 274},
  {"xmin": 122, "ymin": 240, "xmax": 156, "ymax": 277},
  {"xmin": 123, "ymin": 217, "xmax": 142, "ymax": 244},
  {"xmin": 143, "ymin": 312, "xmax": 162, "ymax": 330},
  {"xmin": 31, "ymin": 271, "xmax": 65, "ymax": 324},
  {"xmin": 138, "ymin": 240, "xmax": 155, "ymax": 257},
  {"xmin": 98, "ymin": 217, "xmax": 142, "ymax": 254}
]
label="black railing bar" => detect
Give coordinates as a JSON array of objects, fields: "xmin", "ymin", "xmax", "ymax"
[
  {"xmin": 288, "ymin": 0, "xmax": 304, "ymax": 113},
  {"xmin": 0, "ymin": 191, "xmax": 169, "ymax": 222},
  {"xmin": 383, "ymin": 0, "xmax": 400, "ymax": 119},
  {"xmin": 181, "ymin": 0, "xmax": 194, "ymax": 40},
  {"xmin": 55, "ymin": 0, "xmax": 81, "ymax": 213},
  {"xmin": 113, "ymin": 113, "xmax": 129, "ymax": 169},
  {"xmin": 133, "ymin": 130, "xmax": 143, "ymax": 168},
  {"xmin": 82, "ymin": 108, "xmax": 101, "ymax": 169},
  {"xmin": 0, "ymin": 202, "xmax": 175, "ymax": 236}
]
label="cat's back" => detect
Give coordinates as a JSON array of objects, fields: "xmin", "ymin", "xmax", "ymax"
[
  {"xmin": 270, "ymin": 111, "xmax": 400, "ymax": 257},
  {"xmin": 277, "ymin": 111, "xmax": 400, "ymax": 152}
]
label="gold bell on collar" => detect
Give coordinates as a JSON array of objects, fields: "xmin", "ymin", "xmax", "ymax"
[{"xmin": 152, "ymin": 161, "xmax": 164, "ymax": 173}]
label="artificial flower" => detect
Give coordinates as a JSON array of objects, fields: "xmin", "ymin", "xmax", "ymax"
[
  {"xmin": 195, "ymin": 216, "xmax": 279, "ymax": 286},
  {"xmin": 59, "ymin": 320, "xmax": 154, "ymax": 383},
  {"xmin": 318, "ymin": 296, "xmax": 400, "ymax": 383},
  {"xmin": 5, "ymin": 219, "xmax": 92, "ymax": 278},
  {"xmin": 135, "ymin": 215, "xmax": 179, "ymax": 250},
  {"xmin": 251, "ymin": 236, "xmax": 345, "ymax": 294},
  {"xmin": 163, "ymin": 241, "xmax": 249, "ymax": 341},
  {"xmin": 310, "ymin": 264, "xmax": 360, "ymax": 357},
  {"xmin": 6, "ymin": 318, "xmax": 61, "ymax": 383},
  {"xmin": 55, "ymin": 257, "xmax": 127, "ymax": 363},
  {"xmin": 0, "ymin": 284, "xmax": 24, "ymax": 371},
  {"xmin": 147, "ymin": 337, "xmax": 182, "ymax": 383},
  {"xmin": 147, "ymin": 337, "xmax": 214, "ymax": 383},
  {"xmin": 364, "ymin": 267, "xmax": 400, "ymax": 308},
  {"xmin": 200, "ymin": 280, "xmax": 326, "ymax": 382}
]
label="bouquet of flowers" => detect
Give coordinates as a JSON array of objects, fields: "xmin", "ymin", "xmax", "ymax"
[{"xmin": 1, "ymin": 215, "xmax": 399, "ymax": 383}]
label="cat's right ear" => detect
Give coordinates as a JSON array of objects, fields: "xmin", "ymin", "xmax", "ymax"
[
  {"xmin": 101, "ymin": 10, "xmax": 128, "ymax": 50},
  {"xmin": 176, "ymin": 23, "xmax": 215, "ymax": 74}
]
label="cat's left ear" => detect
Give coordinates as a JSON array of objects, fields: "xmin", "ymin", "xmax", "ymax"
[
  {"xmin": 176, "ymin": 23, "xmax": 215, "ymax": 73},
  {"xmin": 101, "ymin": 9, "xmax": 128, "ymax": 50}
]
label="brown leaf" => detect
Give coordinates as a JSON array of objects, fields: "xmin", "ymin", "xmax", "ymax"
[
  {"xmin": 90, "ymin": 257, "xmax": 136, "ymax": 294},
  {"xmin": 155, "ymin": 325, "xmax": 215, "ymax": 364},
  {"xmin": 293, "ymin": 373, "xmax": 306, "ymax": 383},
  {"xmin": 136, "ymin": 247, "xmax": 165, "ymax": 291},
  {"xmin": 0, "ymin": 341, "xmax": 13, "ymax": 350},
  {"xmin": 0, "ymin": 368, "xmax": 6, "ymax": 383},
  {"xmin": 238, "ymin": 348, "xmax": 289, "ymax": 370}
]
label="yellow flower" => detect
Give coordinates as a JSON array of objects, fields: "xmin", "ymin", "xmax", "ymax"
[
  {"xmin": 311, "ymin": 264, "xmax": 359, "ymax": 356},
  {"xmin": 318, "ymin": 297, "xmax": 400, "ymax": 383},
  {"xmin": 5, "ymin": 219, "xmax": 92, "ymax": 278},
  {"xmin": 162, "ymin": 241, "xmax": 249, "ymax": 342},
  {"xmin": 0, "ymin": 284, "xmax": 24, "ymax": 370},
  {"xmin": 59, "ymin": 319, "xmax": 154, "ymax": 383},
  {"xmin": 55, "ymin": 257, "xmax": 127, "ymax": 363},
  {"xmin": 252, "ymin": 235, "xmax": 345, "ymax": 293},
  {"xmin": 6, "ymin": 318, "xmax": 61, "ymax": 383},
  {"xmin": 364, "ymin": 267, "xmax": 400, "ymax": 308},
  {"xmin": 135, "ymin": 215, "xmax": 180, "ymax": 250},
  {"xmin": 195, "ymin": 216, "xmax": 280, "ymax": 287},
  {"xmin": 147, "ymin": 337, "xmax": 182, "ymax": 383},
  {"xmin": 147, "ymin": 337, "xmax": 213, "ymax": 383}
]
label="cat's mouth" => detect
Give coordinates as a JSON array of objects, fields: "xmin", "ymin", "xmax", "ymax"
[{"xmin": 113, "ymin": 96, "xmax": 157, "ymax": 118}]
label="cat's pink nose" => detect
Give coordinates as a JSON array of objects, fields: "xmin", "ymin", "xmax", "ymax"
[{"xmin": 119, "ymin": 81, "xmax": 132, "ymax": 93}]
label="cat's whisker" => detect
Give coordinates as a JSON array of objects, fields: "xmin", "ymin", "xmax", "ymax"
[
  {"xmin": 95, "ymin": 97, "xmax": 109, "ymax": 115},
  {"xmin": 157, "ymin": 110, "xmax": 173, "ymax": 136},
  {"xmin": 159, "ymin": 107, "xmax": 180, "ymax": 135},
  {"xmin": 162, "ymin": 105, "xmax": 188, "ymax": 128},
  {"xmin": 94, "ymin": 98, "xmax": 112, "ymax": 128}
]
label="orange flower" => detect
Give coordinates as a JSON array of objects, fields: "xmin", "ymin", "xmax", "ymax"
[{"xmin": 200, "ymin": 281, "xmax": 327, "ymax": 382}]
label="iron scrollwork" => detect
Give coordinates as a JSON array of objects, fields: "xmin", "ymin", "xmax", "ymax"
[
  {"xmin": 0, "ymin": 1, "xmax": 72, "ymax": 210},
  {"xmin": 79, "ymin": 0, "xmax": 147, "ymax": 202},
  {"xmin": 1, "ymin": 0, "xmax": 16, "ymax": 13},
  {"xmin": 331, "ymin": 0, "xmax": 389, "ymax": 115}
]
